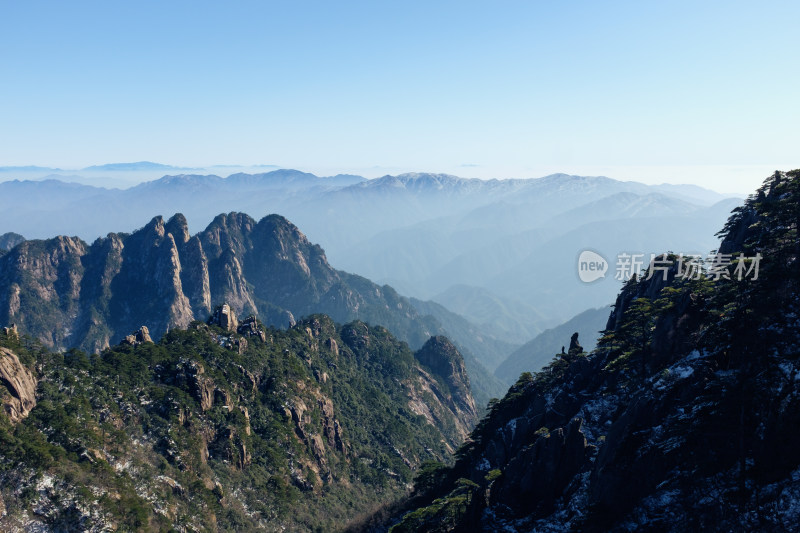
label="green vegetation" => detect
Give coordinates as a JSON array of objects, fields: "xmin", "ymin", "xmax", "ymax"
[
  {"xmin": 390, "ymin": 478, "xmax": 481, "ymax": 533},
  {"xmin": 0, "ymin": 315, "xmax": 465, "ymax": 531}
]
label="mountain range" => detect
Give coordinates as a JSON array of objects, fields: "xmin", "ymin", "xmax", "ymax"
[
  {"xmin": 0, "ymin": 168, "xmax": 796, "ymax": 532},
  {"xmin": 0, "ymin": 168, "xmax": 741, "ymax": 346},
  {"xmin": 0, "ymin": 212, "xmax": 506, "ymax": 407},
  {"xmin": 385, "ymin": 169, "xmax": 800, "ymax": 531}
]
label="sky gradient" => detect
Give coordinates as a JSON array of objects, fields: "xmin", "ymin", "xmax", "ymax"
[{"xmin": 1, "ymin": 1, "xmax": 797, "ymax": 192}]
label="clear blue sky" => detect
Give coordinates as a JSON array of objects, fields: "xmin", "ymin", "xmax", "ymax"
[{"xmin": 1, "ymin": 1, "xmax": 797, "ymax": 192}]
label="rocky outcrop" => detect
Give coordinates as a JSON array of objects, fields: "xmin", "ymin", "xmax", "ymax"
[
  {"xmin": 414, "ymin": 336, "xmax": 478, "ymax": 431},
  {"xmin": 237, "ymin": 315, "xmax": 266, "ymax": 342},
  {"xmin": 287, "ymin": 387, "xmax": 347, "ymax": 481},
  {"xmin": 0, "ymin": 347, "xmax": 37, "ymax": 424},
  {"xmin": 208, "ymin": 303, "xmax": 238, "ymax": 331},
  {"xmin": 398, "ymin": 336, "xmax": 477, "ymax": 446},
  {"xmin": 492, "ymin": 418, "xmax": 592, "ymax": 515},
  {"xmin": 170, "ymin": 360, "xmax": 215, "ymax": 412},
  {"xmin": 217, "ymin": 426, "xmax": 251, "ymax": 470},
  {"xmin": 318, "ymin": 395, "xmax": 346, "ymax": 455},
  {"xmin": 568, "ymin": 331, "xmax": 582, "ymax": 356},
  {"xmin": 325, "ymin": 337, "xmax": 339, "ymax": 356},
  {"xmin": 122, "ymin": 326, "xmax": 152, "ymax": 346},
  {"xmin": 1, "ymin": 324, "xmax": 17, "ymax": 339}
]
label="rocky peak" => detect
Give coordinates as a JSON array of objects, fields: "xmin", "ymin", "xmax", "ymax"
[
  {"xmin": 0, "ymin": 347, "xmax": 37, "ymax": 424},
  {"xmin": 165, "ymin": 213, "xmax": 190, "ymax": 243},
  {"xmin": 605, "ymin": 254, "xmax": 682, "ymax": 332},
  {"xmin": 0, "ymin": 232, "xmax": 25, "ymax": 252},
  {"xmin": 416, "ymin": 336, "xmax": 471, "ymax": 392},
  {"xmin": 414, "ymin": 336, "xmax": 477, "ymax": 433},
  {"xmin": 144, "ymin": 215, "xmax": 166, "ymax": 238},
  {"xmin": 202, "ymin": 212, "xmax": 256, "ymax": 258}
]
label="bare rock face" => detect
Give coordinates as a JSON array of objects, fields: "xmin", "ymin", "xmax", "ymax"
[
  {"xmin": 162, "ymin": 233, "xmax": 195, "ymax": 331},
  {"xmin": 0, "ymin": 347, "xmax": 37, "ymax": 424},
  {"xmin": 196, "ymin": 374, "xmax": 215, "ymax": 412},
  {"xmin": 325, "ymin": 337, "xmax": 339, "ymax": 357},
  {"xmin": 0, "ymin": 236, "xmax": 86, "ymax": 348},
  {"xmin": 122, "ymin": 326, "xmax": 153, "ymax": 346},
  {"xmin": 240, "ymin": 406, "xmax": 251, "ymax": 436},
  {"xmin": 208, "ymin": 304, "xmax": 238, "ymax": 331},
  {"xmin": 210, "ymin": 250, "xmax": 258, "ymax": 318},
  {"xmin": 414, "ymin": 336, "xmax": 478, "ymax": 433},
  {"xmin": 287, "ymin": 386, "xmax": 348, "ymax": 479}
]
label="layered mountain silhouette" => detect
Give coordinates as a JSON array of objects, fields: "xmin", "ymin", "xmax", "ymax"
[
  {"xmin": 0, "ymin": 166, "xmax": 794, "ymax": 532},
  {"xmin": 0, "ymin": 170, "xmax": 741, "ymax": 343}
]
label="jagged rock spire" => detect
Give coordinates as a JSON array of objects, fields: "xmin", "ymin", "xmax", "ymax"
[{"xmin": 208, "ymin": 303, "xmax": 239, "ymax": 331}]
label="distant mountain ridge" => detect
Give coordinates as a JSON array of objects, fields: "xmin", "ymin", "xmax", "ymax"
[
  {"xmin": 131, "ymin": 170, "xmax": 367, "ymax": 192},
  {"xmin": 82, "ymin": 161, "xmax": 200, "ymax": 171},
  {"xmin": 0, "ymin": 165, "xmax": 63, "ymax": 173},
  {"xmin": 0, "ymin": 169, "xmax": 742, "ymax": 348}
]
